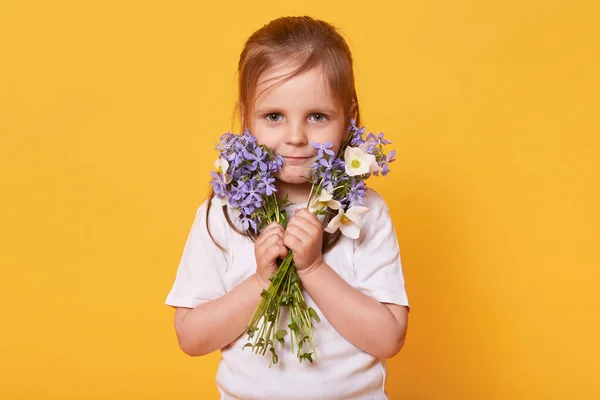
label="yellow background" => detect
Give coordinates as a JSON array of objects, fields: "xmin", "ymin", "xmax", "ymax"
[{"xmin": 1, "ymin": 0, "xmax": 599, "ymax": 399}]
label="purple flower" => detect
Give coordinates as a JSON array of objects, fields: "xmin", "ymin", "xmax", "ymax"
[
  {"xmin": 381, "ymin": 163, "xmax": 390, "ymax": 176},
  {"xmin": 242, "ymin": 205, "xmax": 256, "ymax": 216},
  {"xmin": 332, "ymin": 158, "xmax": 345, "ymax": 169},
  {"xmin": 239, "ymin": 216, "xmax": 258, "ymax": 233},
  {"xmin": 258, "ymin": 174, "xmax": 277, "ymax": 196},
  {"xmin": 311, "ymin": 141, "xmax": 335, "ymax": 158},
  {"xmin": 244, "ymin": 146, "xmax": 268, "ymax": 172},
  {"xmin": 348, "ymin": 179, "xmax": 366, "ymax": 206},
  {"xmin": 210, "ymin": 171, "xmax": 227, "ymax": 197},
  {"xmin": 210, "ymin": 128, "xmax": 287, "ymax": 234},
  {"xmin": 227, "ymin": 182, "xmax": 245, "ymax": 208},
  {"xmin": 373, "ymin": 150, "xmax": 396, "ymax": 177},
  {"xmin": 348, "ymin": 119, "xmax": 366, "ymax": 136},
  {"xmin": 348, "ymin": 119, "xmax": 366, "ymax": 146},
  {"xmin": 229, "ymin": 150, "xmax": 246, "ymax": 171},
  {"xmin": 350, "ymin": 136, "xmax": 365, "ymax": 146},
  {"xmin": 216, "ymin": 132, "xmax": 234, "ymax": 150},
  {"xmin": 367, "ymin": 132, "xmax": 392, "ymax": 145},
  {"xmin": 318, "ymin": 155, "xmax": 335, "ymax": 169},
  {"xmin": 268, "ymin": 155, "xmax": 285, "ymax": 171},
  {"xmin": 387, "ymin": 150, "xmax": 396, "ymax": 163},
  {"xmin": 276, "ymin": 154, "xmax": 285, "ymax": 168},
  {"xmin": 241, "ymin": 180, "xmax": 263, "ymax": 210}
]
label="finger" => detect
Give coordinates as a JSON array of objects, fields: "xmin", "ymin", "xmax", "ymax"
[
  {"xmin": 289, "ymin": 209, "xmax": 320, "ymax": 232},
  {"xmin": 261, "ymin": 222, "xmax": 283, "ymax": 236},
  {"xmin": 287, "ymin": 217, "xmax": 318, "ymax": 240},
  {"xmin": 283, "ymin": 233, "xmax": 303, "ymax": 251},
  {"xmin": 294, "ymin": 208, "xmax": 322, "ymax": 230},
  {"xmin": 264, "ymin": 231, "xmax": 284, "ymax": 248},
  {"xmin": 267, "ymin": 242, "xmax": 288, "ymax": 262},
  {"xmin": 278, "ymin": 244, "xmax": 289, "ymax": 259},
  {"xmin": 257, "ymin": 223, "xmax": 284, "ymax": 245},
  {"xmin": 285, "ymin": 224, "xmax": 311, "ymax": 244},
  {"xmin": 257, "ymin": 232, "xmax": 283, "ymax": 252},
  {"xmin": 265, "ymin": 240, "xmax": 287, "ymax": 258},
  {"xmin": 265, "ymin": 245, "xmax": 283, "ymax": 262}
]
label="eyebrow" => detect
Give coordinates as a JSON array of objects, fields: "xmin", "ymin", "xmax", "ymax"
[{"xmin": 254, "ymin": 107, "xmax": 339, "ymax": 115}]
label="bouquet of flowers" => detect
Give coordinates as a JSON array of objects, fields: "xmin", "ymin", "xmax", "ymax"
[{"xmin": 210, "ymin": 120, "xmax": 396, "ymax": 365}]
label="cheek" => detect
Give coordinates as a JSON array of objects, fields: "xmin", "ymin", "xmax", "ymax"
[
  {"xmin": 250, "ymin": 123, "xmax": 277, "ymax": 148},
  {"xmin": 326, "ymin": 126, "xmax": 347, "ymax": 156},
  {"xmin": 259, "ymin": 137, "xmax": 281, "ymax": 151}
]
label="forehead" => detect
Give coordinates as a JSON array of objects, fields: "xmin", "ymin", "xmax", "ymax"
[{"xmin": 253, "ymin": 63, "xmax": 338, "ymax": 110}]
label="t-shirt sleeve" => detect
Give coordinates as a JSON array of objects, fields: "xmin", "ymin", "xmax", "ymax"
[
  {"xmin": 165, "ymin": 200, "xmax": 229, "ymax": 309},
  {"xmin": 352, "ymin": 192, "xmax": 410, "ymax": 311}
]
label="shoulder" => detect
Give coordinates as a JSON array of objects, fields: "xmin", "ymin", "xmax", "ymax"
[
  {"xmin": 355, "ymin": 188, "xmax": 395, "ymax": 240},
  {"xmin": 361, "ymin": 188, "xmax": 389, "ymax": 211},
  {"xmin": 194, "ymin": 198, "xmax": 236, "ymax": 241}
]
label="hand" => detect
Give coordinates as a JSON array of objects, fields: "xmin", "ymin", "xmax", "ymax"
[
  {"xmin": 254, "ymin": 222, "xmax": 288, "ymax": 283},
  {"xmin": 283, "ymin": 208, "xmax": 324, "ymax": 272}
]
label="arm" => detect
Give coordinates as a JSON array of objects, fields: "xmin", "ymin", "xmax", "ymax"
[
  {"xmin": 284, "ymin": 208, "xmax": 408, "ymax": 360},
  {"xmin": 173, "ymin": 273, "xmax": 269, "ymax": 357},
  {"xmin": 298, "ymin": 262, "xmax": 408, "ymax": 359},
  {"xmin": 172, "ymin": 222, "xmax": 287, "ymax": 357}
]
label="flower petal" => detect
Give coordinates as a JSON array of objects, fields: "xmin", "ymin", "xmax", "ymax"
[
  {"xmin": 368, "ymin": 159, "xmax": 382, "ymax": 174},
  {"xmin": 344, "ymin": 147, "xmax": 372, "ymax": 176},
  {"xmin": 308, "ymin": 198, "xmax": 320, "ymax": 213},
  {"xmin": 339, "ymin": 223, "xmax": 360, "ymax": 239},
  {"xmin": 327, "ymin": 199, "xmax": 342, "ymax": 210},
  {"xmin": 318, "ymin": 188, "xmax": 333, "ymax": 202},
  {"xmin": 343, "ymin": 147, "xmax": 355, "ymax": 163},
  {"xmin": 345, "ymin": 206, "xmax": 370, "ymax": 225},
  {"xmin": 324, "ymin": 211, "xmax": 343, "ymax": 233},
  {"xmin": 348, "ymin": 206, "xmax": 370, "ymax": 216},
  {"xmin": 214, "ymin": 157, "xmax": 228, "ymax": 171}
]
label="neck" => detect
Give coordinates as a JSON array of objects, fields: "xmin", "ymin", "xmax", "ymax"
[{"xmin": 275, "ymin": 180, "xmax": 312, "ymax": 205}]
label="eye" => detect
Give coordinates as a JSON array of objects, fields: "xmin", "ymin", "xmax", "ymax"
[
  {"xmin": 309, "ymin": 113, "xmax": 329, "ymax": 123},
  {"xmin": 265, "ymin": 112, "xmax": 284, "ymax": 122}
]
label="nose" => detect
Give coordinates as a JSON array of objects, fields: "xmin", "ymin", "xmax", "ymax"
[{"xmin": 283, "ymin": 121, "xmax": 308, "ymax": 146}]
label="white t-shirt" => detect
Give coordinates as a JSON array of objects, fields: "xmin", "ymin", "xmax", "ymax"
[{"xmin": 165, "ymin": 188, "xmax": 410, "ymax": 400}]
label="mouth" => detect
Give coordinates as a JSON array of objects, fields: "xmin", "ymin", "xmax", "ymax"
[{"xmin": 282, "ymin": 156, "xmax": 313, "ymax": 165}]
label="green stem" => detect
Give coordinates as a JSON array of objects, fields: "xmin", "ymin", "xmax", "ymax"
[{"xmin": 245, "ymin": 201, "xmax": 322, "ymax": 363}]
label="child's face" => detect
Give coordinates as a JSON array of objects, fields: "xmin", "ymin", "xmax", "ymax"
[{"xmin": 250, "ymin": 65, "xmax": 347, "ymax": 186}]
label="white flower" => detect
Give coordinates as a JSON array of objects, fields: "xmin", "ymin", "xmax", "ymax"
[
  {"xmin": 324, "ymin": 206, "xmax": 370, "ymax": 239},
  {"xmin": 214, "ymin": 157, "xmax": 232, "ymax": 184},
  {"xmin": 309, "ymin": 188, "xmax": 342, "ymax": 213},
  {"xmin": 358, "ymin": 143, "xmax": 383, "ymax": 174},
  {"xmin": 368, "ymin": 160, "xmax": 382, "ymax": 174},
  {"xmin": 344, "ymin": 146, "xmax": 377, "ymax": 177}
]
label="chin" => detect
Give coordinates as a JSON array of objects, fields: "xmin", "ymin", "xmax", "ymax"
[{"xmin": 276, "ymin": 167, "xmax": 311, "ymax": 185}]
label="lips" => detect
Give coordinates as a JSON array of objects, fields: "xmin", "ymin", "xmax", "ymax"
[{"xmin": 282, "ymin": 156, "xmax": 312, "ymax": 165}]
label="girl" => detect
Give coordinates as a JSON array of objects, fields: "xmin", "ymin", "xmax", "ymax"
[{"xmin": 165, "ymin": 16, "xmax": 410, "ymax": 400}]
